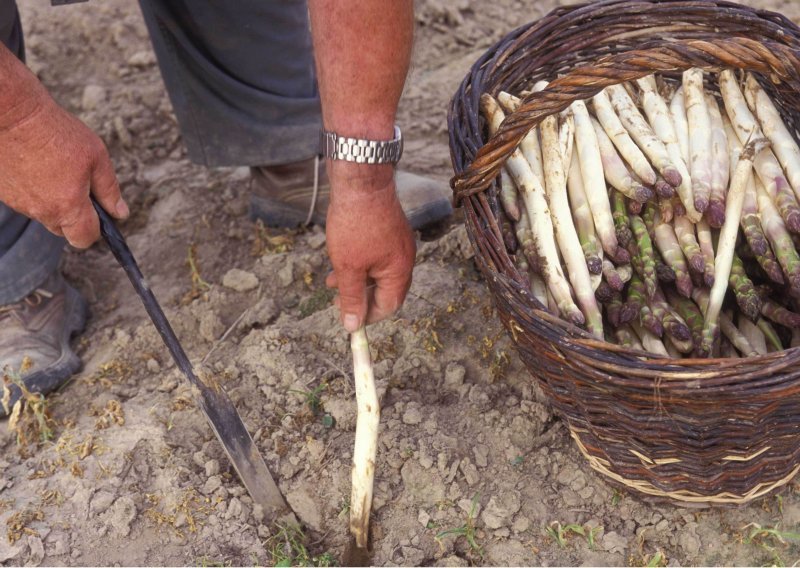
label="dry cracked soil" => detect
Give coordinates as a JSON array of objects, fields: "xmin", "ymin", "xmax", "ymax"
[{"xmin": 2, "ymin": 0, "xmax": 800, "ymax": 566}]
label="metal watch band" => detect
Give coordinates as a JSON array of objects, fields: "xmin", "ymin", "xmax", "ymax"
[{"xmin": 320, "ymin": 125, "xmax": 403, "ymax": 165}]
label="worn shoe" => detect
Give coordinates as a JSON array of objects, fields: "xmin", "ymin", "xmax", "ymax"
[
  {"xmin": 0, "ymin": 273, "xmax": 88, "ymax": 417},
  {"xmin": 249, "ymin": 157, "xmax": 453, "ymax": 230}
]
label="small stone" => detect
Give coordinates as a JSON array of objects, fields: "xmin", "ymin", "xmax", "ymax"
[
  {"xmin": 198, "ymin": 310, "xmax": 224, "ymax": 342},
  {"xmin": 286, "ymin": 488, "xmax": 323, "ymax": 531},
  {"xmin": 90, "ymin": 490, "xmax": 116, "ymax": 515},
  {"xmin": 512, "ymin": 515, "xmax": 530, "ymax": 533},
  {"xmin": 435, "ymin": 556, "xmax": 469, "ymax": 567},
  {"xmin": 655, "ymin": 519, "xmax": 670, "ymax": 532},
  {"xmin": 400, "ymin": 547, "xmax": 425, "ymax": 566},
  {"xmin": 81, "ymin": 84, "xmax": 106, "ymax": 111},
  {"xmin": 205, "ymin": 459, "xmax": 220, "ymax": 477},
  {"xmin": 677, "ymin": 530, "xmax": 701, "ymax": 557},
  {"xmin": 443, "ymin": 363, "xmax": 466, "ymax": 389},
  {"xmin": 222, "ymin": 268, "xmax": 259, "ymax": 292},
  {"xmin": 401, "ymin": 461, "xmax": 446, "ymax": 507},
  {"xmin": 277, "ymin": 264, "xmax": 294, "ymax": 287},
  {"xmin": 458, "ymin": 498, "xmax": 481, "ymax": 518},
  {"xmin": 494, "ymin": 527, "xmax": 510, "ymax": 538},
  {"xmin": 459, "ymin": 458, "xmax": 480, "ymax": 486},
  {"xmin": 225, "ymin": 497, "xmax": 243, "ymax": 521},
  {"xmin": 107, "ymin": 496, "xmax": 137, "ymax": 537},
  {"xmin": 145, "ymin": 358, "xmax": 160, "ymax": 373},
  {"xmin": 0, "ymin": 532, "xmax": 24, "ymax": 563},
  {"xmin": 472, "ymin": 444, "xmax": 489, "ymax": 468},
  {"xmin": 307, "ymin": 232, "xmax": 326, "ymax": 250},
  {"xmin": 481, "ymin": 492, "xmax": 521, "ymax": 529},
  {"xmin": 418, "ymin": 509, "xmax": 431, "ymax": 527},
  {"xmin": 202, "ymin": 475, "xmax": 222, "ymax": 495},
  {"xmin": 127, "ymin": 50, "xmax": 156, "ymax": 67},
  {"xmin": 403, "ymin": 406, "xmax": 423, "ymax": 425},
  {"xmin": 27, "ymin": 536, "xmax": 44, "ymax": 566}
]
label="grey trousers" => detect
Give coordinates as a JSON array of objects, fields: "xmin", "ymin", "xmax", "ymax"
[{"xmin": 0, "ymin": 0, "xmax": 321, "ymax": 303}]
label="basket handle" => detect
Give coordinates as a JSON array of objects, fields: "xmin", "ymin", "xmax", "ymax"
[{"xmin": 451, "ymin": 36, "xmax": 800, "ymax": 203}]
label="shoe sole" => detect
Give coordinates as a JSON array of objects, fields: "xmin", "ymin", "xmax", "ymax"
[
  {"xmin": 250, "ymin": 195, "xmax": 452, "ymax": 231},
  {"xmin": 1, "ymin": 284, "xmax": 88, "ymax": 417}
]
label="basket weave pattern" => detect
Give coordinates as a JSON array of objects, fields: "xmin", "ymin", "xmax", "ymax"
[{"xmin": 448, "ymin": 0, "xmax": 800, "ymax": 504}]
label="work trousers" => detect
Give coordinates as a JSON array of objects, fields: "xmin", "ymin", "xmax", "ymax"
[{"xmin": 0, "ymin": 0, "xmax": 321, "ymax": 303}]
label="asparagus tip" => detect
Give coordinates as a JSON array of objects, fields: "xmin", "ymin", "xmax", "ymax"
[
  {"xmin": 689, "ymin": 255, "xmax": 705, "ymax": 275},
  {"xmin": 662, "ymin": 167, "xmax": 682, "ymax": 189},
  {"xmin": 739, "ymin": 297, "xmax": 763, "ymax": 322},
  {"xmin": 677, "ymin": 275, "xmax": 694, "ymax": 298},
  {"xmin": 612, "ymin": 247, "xmax": 631, "ymax": 264},
  {"xmin": 655, "ymin": 180, "xmax": 675, "ymax": 199},
  {"xmin": 620, "ymin": 302, "xmax": 639, "ymax": 324},
  {"xmin": 766, "ymin": 265, "xmax": 785, "ymax": 285},
  {"xmin": 693, "ymin": 195, "xmax": 709, "ymax": 214},
  {"xmin": 628, "ymin": 200, "xmax": 643, "ymax": 215},
  {"xmin": 587, "ymin": 256, "xmax": 603, "ymax": 275},
  {"xmin": 666, "ymin": 321, "xmax": 692, "ymax": 342},
  {"xmin": 635, "ymin": 186, "xmax": 655, "ymax": 203},
  {"xmin": 656, "ymin": 263, "xmax": 677, "ymax": 283},
  {"xmin": 704, "ymin": 273, "xmax": 715, "ymax": 288},
  {"xmin": 705, "ymin": 201, "xmax": 726, "ymax": 229}
]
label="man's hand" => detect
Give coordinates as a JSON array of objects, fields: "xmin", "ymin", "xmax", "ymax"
[
  {"xmin": 0, "ymin": 45, "xmax": 128, "ymax": 248},
  {"xmin": 325, "ymin": 168, "xmax": 416, "ymax": 332}
]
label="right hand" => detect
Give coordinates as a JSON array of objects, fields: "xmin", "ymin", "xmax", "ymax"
[{"xmin": 0, "ymin": 76, "xmax": 128, "ymax": 248}]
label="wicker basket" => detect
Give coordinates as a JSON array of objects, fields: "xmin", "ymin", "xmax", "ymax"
[{"xmin": 448, "ymin": 0, "xmax": 800, "ymax": 505}]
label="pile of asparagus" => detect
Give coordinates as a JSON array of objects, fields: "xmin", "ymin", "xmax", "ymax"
[{"xmin": 481, "ymin": 69, "xmax": 800, "ymax": 358}]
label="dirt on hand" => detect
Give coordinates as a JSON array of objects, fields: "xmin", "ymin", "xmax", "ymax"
[{"xmin": 2, "ymin": 0, "xmax": 800, "ymax": 566}]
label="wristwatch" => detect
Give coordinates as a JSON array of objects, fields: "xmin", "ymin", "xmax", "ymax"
[{"xmin": 320, "ymin": 125, "xmax": 403, "ymax": 165}]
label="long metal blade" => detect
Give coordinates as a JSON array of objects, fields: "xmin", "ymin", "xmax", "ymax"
[{"xmin": 92, "ymin": 198, "xmax": 294, "ymax": 523}]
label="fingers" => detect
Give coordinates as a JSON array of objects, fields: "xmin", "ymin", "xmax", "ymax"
[
  {"xmin": 60, "ymin": 203, "xmax": 100, "ymax": 249},
  {"xmin": 90, "ymin": 144, "xmax": 128, "ymax": 219},
  {"xmin": 366, "ymin": 275, "xmax": 409, "ymax": 325},
  {"xmin": 334, "ymin": 268, "xmax": 368, "ymax": 333}
]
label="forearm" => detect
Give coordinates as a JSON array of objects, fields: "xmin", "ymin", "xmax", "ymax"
[
  {"xmin": 0, "ymin": 42, "xmax": 47, "ymax": 131},
  {"xmin": 308, "ymin": 0, "xmax": 413, "ymax": 191}
]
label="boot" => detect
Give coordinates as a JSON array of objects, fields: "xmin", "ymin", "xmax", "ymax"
[
  {"xmin": 0, "ymin": 273, "xmax": 87, "ymax": 417},
  {"xmin": 250, "ymin": 157, "xmax": 453, "ymax": 230}
]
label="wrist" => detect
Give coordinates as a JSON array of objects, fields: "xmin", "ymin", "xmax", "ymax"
[
  {"xmin": 327, "ymin": 161, "xmax": 395, "ymax": 195},
  {"xmin": 0, "ymin": 47, "xmax": 48, "ymax": 131}
]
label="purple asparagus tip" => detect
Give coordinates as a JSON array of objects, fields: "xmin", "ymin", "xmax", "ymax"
[
  {"xmin": 704, "ymin": 273, "xmax": 715, "ymax": 288},
  {"xmin": 635, "ymin": 185, "xmax": 655, "ymax": 203},
  {"xmin": 689, "ymin": 255, "xmax": 705, "ymax": 275},
  {"xmin": 612, "ymin": 247, "xmax": 631, "ymax": 264},
  {"xmin": 677, "ymin": 275, "xmax": 694, "ymax": 298},
  {"xmin": 705, "ymin": 201, "xmax": 726, "ymax": 229},
  {"xmin": 655, "ymin": 180, "xmax": 675, "ymax": 199},
  {"xmin": 694, "ymin": 195, "xmax": 709, "ymax": 214},
  {"xmin": 620, "ymin": 303, "xmax": 638, "ymax": 324},
  {"xmin": 662, "ymin": 167, "xmax": 683, "ymax": 188},
  {"xmin": 667, "ymin": 322, "xmax": 692, "ymax": 342},
  {"xmin": 587, "ymin": 256, "xmax": 603, "ymax": 275},
  {"xmin": 628, "ymin": 200, "xmax": 643, "ymax": 215}
]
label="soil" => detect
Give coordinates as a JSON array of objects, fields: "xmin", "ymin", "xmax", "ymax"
[{"xmin": 3, "ymin": 0, "xmax": 800, "ymax": 566}]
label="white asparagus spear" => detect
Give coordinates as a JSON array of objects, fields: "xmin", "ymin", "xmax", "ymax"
[
  {"xmin": 706, "ymin": 93, "xmax": 731, "ymax": 227},
  {"xmin": 719, "ymin": 69, "xmax": 800, "ymax": 233},
  {"xmin": 630, "ymin": 320, "xmax": 670, "ymax": 356},
  {"xmin": 541, "ymin": 111, "xmax": 604, "ymax": 338},
  {"xmin": 700, "ymin": 138, "xmax": 767, "ymax": 355},
  {"xmin": 481, "ymin": 94, "xmax": 584, "ymax": 324},
  {"xmin": 683, "ymin": 69, "xmax": 713, "ymax": 214},
  {"xmin": 605, "ymin": 83, "xmax": 682, "ymax": 188},
  {"xmin": 616, "ymin": 325, "xmax": 645, "ymax": 351},
  {"xmin": 738, "ymin": 315, "xmax": 768, "ymax": 355},
  {"xmin": 592, "ymin": 88, "xmax": 657, "ymax": 186},
  {"xmin": 664, "ymin": 336, "xmax": 683, "ymax": 359},
  {"xmin": 530, "ymin": 272, "xmax": 549, "ymax": 309},
  {"xmin": 744, "ymin": 74, "xmax": 800, "ymax": 201},
  {"xmin": 695, "ymin": 218, "xmax": 716, "ymax": 288},
  {"xmin": 498, "ymin": 169, "xmax": 521, "ymax": 221},
  {"xmin": 566, "ymin": 148, "xmax": 603, "ymax": 274},
  {"xmin": 590, "ymin": 117, "xmax": 653, "ymax": 202},
  {"xmin": 350, "ymin": 328, "xmax": 379, "ymax": 551},
  {"xmin": 498, "ymin": 92, "xmax": 545, "ymax": 183},
  {"xmin": 670, "ymin": 87, "xmax": 691, "ymax": 164},
  {"xmin": 638, "ymin": 76, "xmax": 701, "ymax": 221},
  {"xmin": 560, "ymin": 110, "xmax": 575, "ymax": 169},
  {"xmin": 572, "ymin": 99, "xmax": 629, "ymax": 264}
]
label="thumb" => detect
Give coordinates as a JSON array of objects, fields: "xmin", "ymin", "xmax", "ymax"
[
  {"xmin": 335, "ymin": 268, "xmax": 368, "ymax": 333},
  {"xmin": 91, "ymin": 145, "xmax": 128, "ymax": 219}
]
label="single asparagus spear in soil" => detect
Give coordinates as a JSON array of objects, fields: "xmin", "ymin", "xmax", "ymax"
[
  {"xmin": 592, "ymin": 88, "xmax": 658, "ymax": 186},
  {"xmin": 738, "ymin": 315, "xmax": 768, "ymax": 355},
  {"xmin": 616, "ymin": 325, "xmax": 645, "ymax": 351},
  {"xmin": 673, "ymin": 214, "xmax": 705, "ymax": 276},
  {"xmin": 349, "ymin": 328, "xmax": 379, "ymax": 556},
  {"xmin": 755, "ymin": 177, "xmax": 800, "ymax": 292},
  {"xmin": 628, "ymin": 273, "xmax": 663, "ymax": 336},
  {"xmin": 724, "ymin": 114, "xmax": 785, "ymax": 284},
  {"xmin": 648, "ymin": 204, "xmax": 693, "ymax": 298},
  {"xmin": 541, "ymin": 107, "xmax": 604, "ymax": 338},
  {"xmin": 630, "ymin": 319, "xmax": 670, "ymax": 356},
  {"xmin": 629, "ymin": 213, "xmax": 658, "ymax": 298},
  {"xmin": 757, "ymin": 318, "xmax": 783, "ymax": 351},
  {"xmin": 590, "ymin": 117, "xmax": 653, "ymax": 202},
  {"xmin": 639, "ymin": 77, "xmax": 702, "ymax": 221},
  {"xmin": 683, "ymin": 69, "xmax": 713, "ymax": 214},
  {"xmin": 481, "ymin": 94, "xmax": 584, "ymax": 325},
  {"xmin": 566, "ymin": 150, "xmax": 602, "ymax": 274},
  {"xmin": 572, "ymin": 99, "xmax": 629, "ymax": 263},
  {"xmin": 744, "ymin": 74, "xmax": 800, "ymax": 201},
  {"xmin": 719, "ymin": 69, "xmax": 800, "ymax": 233},
  {"xmin": 606, "ymin": 83, "xmax": 682, "ymax": 188},
  {"xmin": 730, "ymin": 253, "xmax": 763, "ymax": 322},
  {"xmin": 612, "ymin": 190, "xmax": 634, "ymax": 250},
  {"xmin": 705, "ymin": 93, "xmax": 731, "ymax": 227},
  {"xmin": 666, "ymin": 289, "xmax": 704, "ymax": 349},
  {"xmin": 696, "ymin": 218, "xmax": 716, "ymax": 288}
]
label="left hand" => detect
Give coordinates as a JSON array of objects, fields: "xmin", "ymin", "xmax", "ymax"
[{"xmin": 325, "ymin": 167, "xmax": 416, "ymax": 332}]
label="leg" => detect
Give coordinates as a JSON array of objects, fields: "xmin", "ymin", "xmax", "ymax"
[
  {"xmin": 137, "ymin": 0, "xmax": 321, "ymax": 167},
  {"xmin": 0, "ymin": 0, "xmax": 65, "ymax": 304}
]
